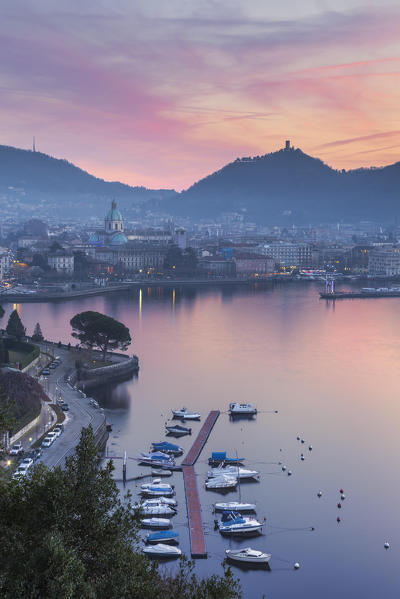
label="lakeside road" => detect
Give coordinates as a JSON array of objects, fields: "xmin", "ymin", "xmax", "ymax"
[{"xmin": 35, "ymin": 346, "xmax": 107, "ymax": 468}]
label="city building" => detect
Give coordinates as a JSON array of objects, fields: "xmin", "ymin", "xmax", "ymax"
[
  {"xmin": 260, "ymin": 242, "xmax": 312, "ymax": 268},
  {"xmin": 233, "ymin": 253, "xmax": 275, "ymax": 276},
  {"xmin": 174, "ymin": 227, "xmax": 188, "ymax": 250},
  {"xmin": 47, "ymin": 251, "xmax": 74, "ymax": 275},
  {"xmin": 368, "ymin": 247, "xmax": 400, "ymax": 276},
  {"xmin": 197, "ymin": 258, "xmax": 235, "ymax": 277},
  {"xmin": 0, "ymin": 248, "xmax": 11, "ymax": 280}
]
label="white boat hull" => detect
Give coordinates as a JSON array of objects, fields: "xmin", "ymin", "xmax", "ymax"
[
  {"xmin": 219, "ymin": 523, "xmax": 263, "ymax": 535},
  {"xmin": 141, "ymin": 518, "xmax": 171, "ymax": 528},
  {"xmin": 139, "ymin": 506, "xmax": 176, "ymax": 516},
  {"xmin": 143, "ymin": 543, "xmax": 182, "ymax": 558},
  {"xmin": 226, "ymin": 548, "xmax": 271, "ymax": 564},
  {"xmin": 214, "ymin": 502, "xmax": 256, "ymax": 512}
]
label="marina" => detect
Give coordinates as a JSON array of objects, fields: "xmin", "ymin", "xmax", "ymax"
[{"xmin": 8, "ymin": 283, "xmax": 400, "ymax": 598}]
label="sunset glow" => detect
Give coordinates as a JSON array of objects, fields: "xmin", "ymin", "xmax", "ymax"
[{"xmin": 1, "ymin": 1, "xmax": 400, "ymax": 189}]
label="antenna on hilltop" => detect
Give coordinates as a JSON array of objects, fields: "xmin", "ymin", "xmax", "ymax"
[{"xmin": 33, "ymin": 136, "xmax": 36, "ymax": 152}]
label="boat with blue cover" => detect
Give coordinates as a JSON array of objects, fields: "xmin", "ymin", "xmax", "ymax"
[
  {"xmin": 151, "ymin": 441, "xmax": 183, "ymax": 455},
  {"xmin": 217, "ymin": 510, "xmax": 263, "ymax": 535},
  {"xmin": 208, "ymin": 452, "xmax": 244, "ymax": 465},
  {"xmin": 146, "ymin": 530, "xmax": 179, "ymax": 544}
]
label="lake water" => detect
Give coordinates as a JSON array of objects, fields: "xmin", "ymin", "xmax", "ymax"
[{"xmin": 5, "ymin": 282, "xmax": 400, "ymax": 598}]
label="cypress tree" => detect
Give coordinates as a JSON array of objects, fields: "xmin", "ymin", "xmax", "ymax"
[
  {"xmin": 32, "ymin": 322, "xmax": 44, "ymax": 342},
  {"xmin": 6, "ymin": 310, "xmax": 26, "ymax": 341}
]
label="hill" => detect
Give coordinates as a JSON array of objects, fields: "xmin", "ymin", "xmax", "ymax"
[
  {"xmin": 0, "ymin": 145, "xmax": 177, "ymax": 219},
  {"xmin": 168, "ymin": 146, "xmax": 400, "ymax": 223}
]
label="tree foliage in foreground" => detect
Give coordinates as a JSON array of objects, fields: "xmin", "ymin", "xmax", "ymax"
[
  {"xmin": 70, "ymin": 310, "xmax": 131, "ymax": 361},
  {"xmin": 0, "ymin": 426, "xmax": 241, "ymax": 599}
]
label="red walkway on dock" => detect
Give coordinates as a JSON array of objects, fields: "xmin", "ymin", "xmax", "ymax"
[
  {"xmin": 182, "ymin": 410, "xmax": 220, "ymax": 558},
  {"xmin": 182, "ymin": 410, "xmax": 220, "ymax": 466},
  {"xmin": 183, "ymin": 465, "xmax": 207, "ymax": 557}
]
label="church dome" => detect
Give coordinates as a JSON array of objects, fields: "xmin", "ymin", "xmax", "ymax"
[
  {"xmin": 110, "ymin": 232, "xmax": 128, "ymax": 246},
  {"xmin": 106, "ymin": 200, "xmax": 123, "ymax": 222},
  {"xmin": 88, "ymin": 232, "xmax": 103, "ymax": 246}
]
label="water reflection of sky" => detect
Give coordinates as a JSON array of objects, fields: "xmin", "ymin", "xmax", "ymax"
[{"xmin": 7, "ymin": 283, "xmax": 400, "ymax": 598}]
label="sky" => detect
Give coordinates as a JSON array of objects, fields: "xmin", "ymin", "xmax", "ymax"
[{"xmin": 1, "ymin": 0, "xmax": 400, "ymax": 190}]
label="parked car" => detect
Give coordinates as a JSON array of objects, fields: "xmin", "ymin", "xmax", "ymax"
[
  {"xmin": 52, "ymin": 426, "xmax": 62, "ymax": 437},
  {"xmin": 42, "ymin": 369, "xmax": 50, "ymax": 376},
  {"xmin": 20, "ymin": 457, "xmax": 34, "ymax": 469},
  {"xmin": 12, "ymin": 464, "xmax": 30, "ymax": 479},
  {"xmin": 10, "ymin": 443, "xmax": 23, "ymax": 456},
  {"xmin": 61, "ymin": 403, "xmax": 69, "ymax": 411},
  {"xmin": 46, "ymin": 431, "xmax": 57, "ymax": 441},
  {"xmin": 49, "ymin": 362, "xmax": 57, "ymax": 369},
  {"xmin": 33, "ymin": 447, "xmax": 42, "ymax": 460},
  {"xmin": 42, "ymin": 436, "xmax": 54, "ymax": 448}
]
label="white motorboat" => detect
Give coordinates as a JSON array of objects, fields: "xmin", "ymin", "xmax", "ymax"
[
  {"xmin": 229, "ymin": 403, "xmax": 257, "ymax": 416},
  {"xmin": 214, "ymin": 501, "xmax": 256, "ymax": 513},
  {"xmin": 208, "ymin": 465, "xmax": 260, "ymax": 481},
  {"xmin": 141, "ymin": 479, "xmax": 174, "ymax": 497},
  {"xmin": 226, "ymin": 547, "xmax": 271, "ymax": 564},
  {"xmin": 137, "ymin": 505, "xmax": 176, "ymax": 516},
  {"xmin": 205, "ymin": 475, "xmax": 238, "ymax": 490},
  {"xmin": 140, "ymin": 518, "xmax": 171, "ymax": 528},
  {"xmin": 172, "ymin": 407, "xmax": 201, "ymax": 420},
  {"xmin": 217, "ymin": 511, "xmax": 263, "ymax": 535},
  {"xmin": 143, "ymin": 543, "xmax": 182, "ymax": 558},
  {"xmin": 151, "ymin": 468, "xmax": 172, "ymax": 477},
  {"xmin": 139, "ymin": 452, "xmax": 176, "ymax": 468},
  {"xmin": 141, "ymin": 497, "xmax": 177, "ymax": 507}
]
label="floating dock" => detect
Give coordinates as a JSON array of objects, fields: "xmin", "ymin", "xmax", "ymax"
[
  {"xmin": 182, "ymin": 410, "xmax": 220, "ymax": 466},
  {"xmin": 320, "ymin": 291, "xmax": 400, "ymax": 300},
  {"xmin": 182, "ymin": 410, "xmax": 220, "ymax": 557}
]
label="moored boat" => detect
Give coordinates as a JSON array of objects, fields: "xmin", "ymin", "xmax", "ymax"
[
  {"xmin": 139, "ymin": 451, "xmax": 176, "ymax": 468},
  {"xmin": 208, "ymin": 465, "xmax": 260, "ymax": 481},
  {"xmin": 172, "ymin": 407, "xmax": 201, "ymax": 420},
  {"xmin": 226, "ymin": 547, "xmax": 271, "ymax": 564},
  {"xmin": 140, "ymin": 518, "xmax": 171, "ymax": 528},
  {"xmin": 229, "ymin": 403, "xmax": 257, "ymax": 416},
  {"xmin": 151, "ymin": 468, "xmax": 173, "ymax": 477},
  {"xmin": 141, "ymin": 479, "xmax": 174, "ymax": 497},
  {"xmin": 146, "ymin": 530, "xmax": 179, "ymax": 544},
  {"xmin": 205, "ymin": 475, "xmax": 238, "ymax": 490},
  {"xmin": 214, "ymin": 501, "xmax": 256, "ymax": 513},
  {"xmin": 141, "ymin": 497, "xmax": 177, "ymax": 507},
  {"xmin": 142, "ymin": 543, "xmax": 182, "ymax": 558},
  {"xmin": 166, "ymin": 424, "xmax": 192, "ymax": 436},
  {"xmin": 151, "ymin": 441, "xmax": 183, "ymax": 455},
  {"xmin": 217, "ymin": 510, "xmax": 263, "ymax": 535},
  {"xmin": 208, "ymin": 451, "xmax": 244, "ymax": 465}
]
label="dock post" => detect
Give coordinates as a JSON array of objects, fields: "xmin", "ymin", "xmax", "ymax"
[{"xmin": 122, "ymin": 451, "xmax": 127, "ymax": 484}]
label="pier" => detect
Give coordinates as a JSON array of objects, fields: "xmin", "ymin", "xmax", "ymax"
[
  {"xmin": 181, "ymin": 410, "xmax": 220, "ymax": 558},
  {"xmin": 182, "ymin": 410, "xmax": 220, "ymax": 466},
  {"xmin": 183, "ymin": 465, "xmax": 207, "ymax": 557}
]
